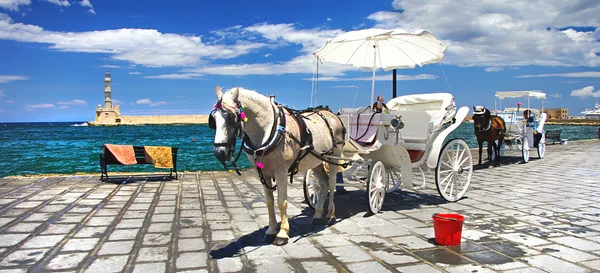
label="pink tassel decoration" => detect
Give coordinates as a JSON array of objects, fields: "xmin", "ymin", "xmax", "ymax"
[
  {"xmin": 240, "ymin": 112, "xmax": 248, "ymax": 122},
  {"xmin": 256, "ymin": 162, "xmax": 264, "ymax": 169}
]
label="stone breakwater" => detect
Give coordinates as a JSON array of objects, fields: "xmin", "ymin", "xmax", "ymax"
[{"xmin": 88, "ymin": 114, "xmax": 209, "ymax": 126}]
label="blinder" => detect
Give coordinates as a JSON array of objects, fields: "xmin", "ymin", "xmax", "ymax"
[{"xmin": 208, "ymin": 109, "xmax": 216, "ymax": 129}]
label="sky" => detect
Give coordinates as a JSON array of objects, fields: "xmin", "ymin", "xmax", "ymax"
[{"xmin": 0, "ymin": 0, "xmax": 599, "ymax": 122}]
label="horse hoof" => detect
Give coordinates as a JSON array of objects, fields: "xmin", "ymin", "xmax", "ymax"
[
  {"xmin": 326, "ymin": 217, "xmax": 337, "ymax": 226},
  {"xmin": 264, "ymin": 234, "xmax": 276, "ymax": 243},
  {"xmin": 311, "ymin": 218, "xmax": 324, "ymax": 225},
  {"xmin": 273, "ymin": 237, "xmax": 288, "ymax": 246}
]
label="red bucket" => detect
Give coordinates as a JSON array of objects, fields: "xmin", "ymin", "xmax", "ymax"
[{"xmin": 432, "ymin": 213, "xmax": 465, "ymax": 246}]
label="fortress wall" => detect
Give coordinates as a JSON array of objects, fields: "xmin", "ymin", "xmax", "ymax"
[
  {"xmin": 119, "ymin": 115, "xmax": 208, "ymax": 125},
  {"xmin": 90, "ymin": 114, "xmax": 208, "ymax": 126}
]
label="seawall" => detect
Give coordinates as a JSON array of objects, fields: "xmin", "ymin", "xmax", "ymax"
[{"xmin": 88, "ymin": 114, "xmax": 208, "ymax": 126}]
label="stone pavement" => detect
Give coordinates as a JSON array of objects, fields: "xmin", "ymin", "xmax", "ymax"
[{"xmin": 0, "ymin": 139, "xmax": 599, "ymax": 273}]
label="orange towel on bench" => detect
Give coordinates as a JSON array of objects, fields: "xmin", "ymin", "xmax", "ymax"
[
  {"xmin": 144, "ymin": 146, "xmax": 173, "ymax": 168},
  {"xmin": 104, "ymin": 144, "xmax": 137, "ymax": 165}
]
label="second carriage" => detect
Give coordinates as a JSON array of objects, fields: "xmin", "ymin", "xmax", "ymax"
[
  {"xmin": 494, "ymin": 91, "xmax": 547, "ymax": 163},
  {"xmin": 304, "ymin": 93, "xmax": 473, "ymax": 214}
]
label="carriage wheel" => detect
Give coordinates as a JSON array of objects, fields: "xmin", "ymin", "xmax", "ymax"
[
  {"xmin": 385, "ymin": 166, "xmax": 402, "ymax": 193},
  {"xmin": 303, "ymin": 169, "xmax": 317, "ymax": 208},
  {"xmin": 367, "ymin": 161, "xmax": 386, "ymax": 213},
  {"xmin": 522, "ymin": 136, "xmax": 530, "ymax": 163},
  {"xmin": 538, "ymin": 135, "xmax": 546, "ymax": 159},
  {"xmin": 435, "ymin": 139, "xmax": 473, "ymax": 202},
  {"xmin": 515, "ymin": 137, "xmax": 523, "ymax": 151}
]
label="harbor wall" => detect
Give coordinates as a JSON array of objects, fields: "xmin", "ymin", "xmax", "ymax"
[{"xmin": 89, "ymin": 114, "xmax": 208, "ymax": 126}]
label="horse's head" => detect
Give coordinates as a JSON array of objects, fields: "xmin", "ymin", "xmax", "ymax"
[
  {"xmin": 210, "ymin": 86, "xmax": 243, "ymax": 163},
  {"xmin": 472, "ymin": 105, "xmax": 491, "ymax": 133}
]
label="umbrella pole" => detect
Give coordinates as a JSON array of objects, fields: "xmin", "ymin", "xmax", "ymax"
[
  {"xmin": 371, "ymin": 69, "xmax": 376, "ymax": 105},
  {"xmin": 371, "ymin": 45, "xmax": 377, "ymax": 104},
  {"xmin": 314, "ymin": 59, "xmax": 319, "ymax": 107},
  {"xmin": 393, "ymin": 69, "xmax": 397, "ymax": 98}
]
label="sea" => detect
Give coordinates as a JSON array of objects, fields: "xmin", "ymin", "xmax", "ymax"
[{"xmin": 1, "ymin": 122, "xmax": 598, "ymax": 178}]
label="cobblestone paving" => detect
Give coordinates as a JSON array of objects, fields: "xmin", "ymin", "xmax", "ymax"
[{"xmin": 0, "ymin": 139, "xmax": 599, "ymax": 272}]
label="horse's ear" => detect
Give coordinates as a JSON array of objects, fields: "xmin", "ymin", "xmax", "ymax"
[
  {"xmin": 485, "ymin": 109, "xmax": 491, "ymax": 118},
  {"xmin": 216, "ymin": 85, "xmax": 223, "ymax": 100},
  {"xmin": 231, "ymin": 87, "xmax": 240, "ymax": 100},
  {"xmin": 473, "ymin": 106, "xmax": 476, "ymax": 111}
]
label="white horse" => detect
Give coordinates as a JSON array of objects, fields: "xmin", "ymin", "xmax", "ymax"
[{"xmin": 210, "ymin": 86, "xmax": 345, "ymax": 246}]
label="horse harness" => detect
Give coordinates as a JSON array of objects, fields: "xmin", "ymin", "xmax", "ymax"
[{"xmin": 210, "ymin": 98, "xmax": 347, "ymax": 190}]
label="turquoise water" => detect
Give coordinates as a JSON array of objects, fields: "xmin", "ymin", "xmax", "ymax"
[{"xmin": 0, "ymin": 122, "xmax": 597, "ymax": 178}]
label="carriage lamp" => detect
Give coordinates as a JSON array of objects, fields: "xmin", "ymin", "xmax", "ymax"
[{"xmin": 390, "ymin": 116, "xmax": 404, "ymax": 129}]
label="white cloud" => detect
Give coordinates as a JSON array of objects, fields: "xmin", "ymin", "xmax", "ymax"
[
  {"xmin": 79, "ymin": 0, "xmax": 94, "ymax": 14},
  {"xmin": 135, "ymin": 98, "xmax": 166, "ymax": 106},
  {"xmin": 244, "ymin": 23, "xmax": 343, "ymax": 54},
  {"xmin": 0, "ymin": 0, "xmax": 30, "ymax": 11},
  {"xmin": 101, "ymin": 65, "xmax": 120, "ymax": 68},
  {"xmin": 43, "ymin": 0, "xmax": 70, "ymax": 7},
  {"xmin": 136, "ymin": 98, "xmax": 151, "ymax": 104},
  {"xmin": 517, "ymin": 71, "xmax": 600, "ymax": 78},
  {"xmin": 0, "ymin": 89, "xmax": 4, "ymax": 98},
  {"xmin": 485, "ymin": 67, "xmax": 504, "ymax": 72},
  {"xmin": 571, "ymin": 86, "xmax": 600, "ymax": 98},
  {"xmin": 550, "ymin": 92, "xmax": 562, "ymax": 98},
  {"xmin": 25, "ymin": 103, "xmax": 54, "ymax": 110},
  {"xmin": 129, "ymin": 71, "xmax": 141, "ymax": 75},
  {"xmin": 57, "ymin": 99, "xmax": 87, "ymax": 106},
  {"xmin": 0, "ymin": 15, "xmax": 269, "ymax": 67},
  {"xmin": 0, "ymin": 75, "xmax": 28, "ymax": 83},
  {"xmin": 368, "ymin": 0, "xmax": 600, "ymax": 67}
]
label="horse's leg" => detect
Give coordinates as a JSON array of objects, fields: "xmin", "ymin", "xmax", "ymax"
[
  {"xmin": 273, "ymin": 172, "xmax": 290, "ymax": 246},
  {"xmin": 477, "ymin": 139, "xmax": 484, "ymax": 165},
  {"xmin": 487, "ymin": 141, "xmax": 495, "ymax": 163},
  {"xmin": 496, "ymin": 136, "xmax": 504, "ymax": 162},
  {"xmin": 310, "ymin": 165, "xmax": 328, "ymax": 225},
  {"xmin": 262, "ymin": 176, "xmax": 278, "ymax": 244},
  {"xmin": 325, "ymin": 160, "xmax": 340, "ymax": 225}
]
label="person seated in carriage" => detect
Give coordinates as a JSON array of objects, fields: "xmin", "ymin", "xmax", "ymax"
[
  {"xmin": 372, "ymin": 95, "xmax": 389, "ymax": 113},
  {"xmin": 523, "ymin": 109, "xmax": 542, "ymax": 148}
]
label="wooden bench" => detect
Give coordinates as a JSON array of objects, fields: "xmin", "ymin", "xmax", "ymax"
[
  {"xmin": 545, "ymin": 130, "xmax": 562, "ymax": 145},
  {"xmin": 100, "ymin": 144, "xmax": 178, "ymax": 181}
]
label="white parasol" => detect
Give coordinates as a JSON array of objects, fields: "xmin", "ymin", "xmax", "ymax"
[{"xmin": 313, "ymin": 28, "xmax": 447, "ymax": 103}]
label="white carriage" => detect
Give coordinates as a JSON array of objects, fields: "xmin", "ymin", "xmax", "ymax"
[
  {"xmin": 304, "ymin": 93, "xmax": 473, "ymax": 213},
  {"xmin": 494, "ymin": 91, "xmax": 547, "ymax": 163}
]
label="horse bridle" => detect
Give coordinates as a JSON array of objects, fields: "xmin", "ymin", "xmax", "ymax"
[
  {"xmin": 209, "ymin": 99, "xmax": 244, "ymax": 173},
  {"xmin": 474, "ymin": 110, "xmax": 492, "ymax": 133}
]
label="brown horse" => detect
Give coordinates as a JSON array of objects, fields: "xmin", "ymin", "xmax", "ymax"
[{"xmin": 472, "ymin": 106, "xmax": 506, "ymax": 165}]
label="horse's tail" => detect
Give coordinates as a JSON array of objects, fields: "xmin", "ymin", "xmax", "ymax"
[{"xmin": 494, "ymin": 116, "xmax": 507, "ymax": 135}]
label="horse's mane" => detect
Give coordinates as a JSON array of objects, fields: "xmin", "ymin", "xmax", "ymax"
[{"xmin": 221, "ymin": 87, "xmax": 266, "ymax": 112}]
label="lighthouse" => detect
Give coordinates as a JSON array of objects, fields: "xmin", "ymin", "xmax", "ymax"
[
  {"xmin": 104, "ymin": 70, "xmax": 113, "ymax": 108},
  {"xmin": 93, "ymin": 70, "xmax": 121, "ymax": 125}
]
